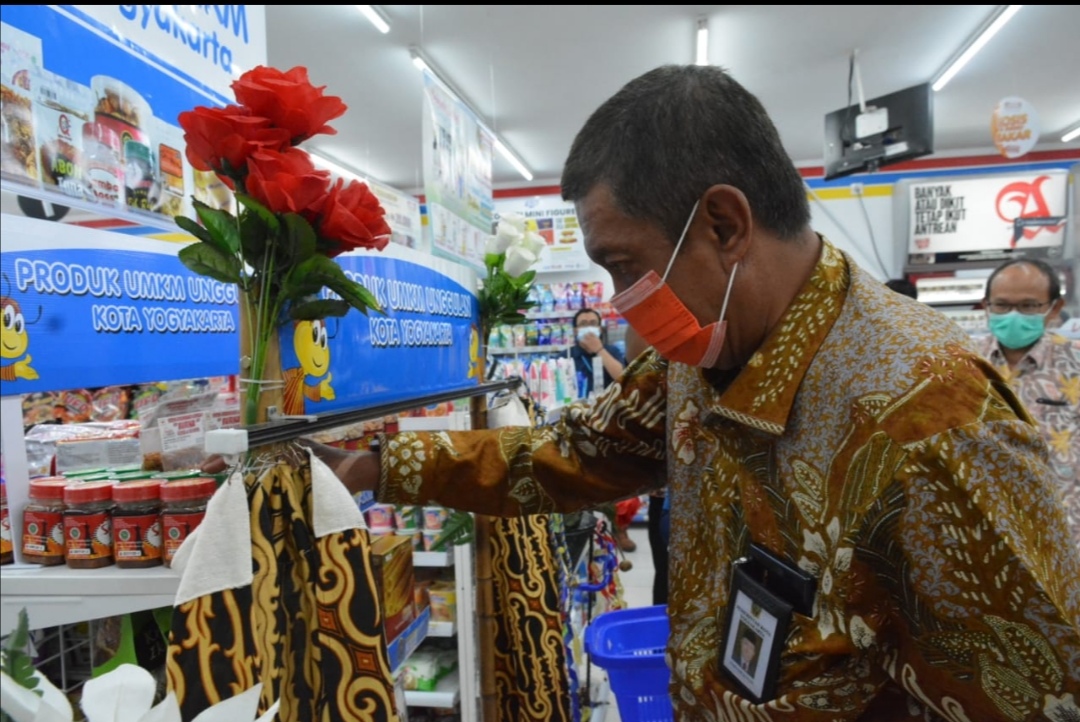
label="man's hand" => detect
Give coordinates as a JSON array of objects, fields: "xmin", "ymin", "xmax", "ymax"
[
  {"xmin": 200, "ymin": 438, "xmax": 380, "ymax": 496},
  {"xmin": 578, "ymin": 333, "xmax": 604, "ymax": 355}
]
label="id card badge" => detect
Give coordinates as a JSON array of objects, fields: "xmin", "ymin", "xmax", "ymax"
[{"xmin": 720, "ymin": 560, "xmax": 791, "ymax": 703}]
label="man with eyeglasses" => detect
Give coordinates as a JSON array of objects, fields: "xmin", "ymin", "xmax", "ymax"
[{"xmin": 975, "ymin": 258, "xmax": 1080, "ymax": 547}]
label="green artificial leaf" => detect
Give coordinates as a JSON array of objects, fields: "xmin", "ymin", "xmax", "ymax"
[
  {"xmin": 513, "ymin": 270, "xmax": 537, "ymax": 287},
  {"xmin": 9, "ymin": 609, "xmax": 29, "ymax": 653},
  {"xmin": 484, "ymin": 253, "xmax": 503, "ymax": 269},
  {"xmin": 289, "ymin": 299, "xmax": 352, "ymax": 320},
  {"xmin": 2, "ymin": 610, "xmax": 41, "ymax": 698},
  {"xmin": 193, "ymin": 200, "xmax": 241, "ymax": 255},
  {"xmin": 178, "ymin": 242, "xmax": 243, "ymax": 285},
  {"xmin": 235, "ymin": 193, "xmax": 280, "ymax": 233},
  {"xmin": 286, "ymin": 255, "xmax": 384, "ymax": 315},
  {"xmin": 174, "ymin": 215, "xmax": 213, "ymax": 244},
  {"xmin": 240, "ymin": 212, "xmax": 268, "ymax": 266},
  {"xmin": 281, "ymin": 213, "xmax": 317, "ymax": 264},
  {"xmin": 430, "ymin": 511, "xmax": 475, "ymax": 550},
  {"xmin": 11, "ymin": 654, "xmax": 41, "ymax": 695}
]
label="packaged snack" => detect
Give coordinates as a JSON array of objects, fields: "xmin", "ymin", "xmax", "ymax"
[
  {"xmin": 569, "ymin": 283, "xmax": 584, "ymax": 310},
  {"xmin": 512, "ymin": 325, "xmax": 527, "ymax": 349},
  {"xmin": 56, "ymin": 389, "xmax": 94, "ymax": 423},
  {"xmin": 422, "ymin": 530, "xmax": 441, "ymax": 551},
  {"xmin": 91, "ymin": 386, "xmax": 131, "ymax": 422},
  {"xmin": 524, "ymin": 322, "xmax": 539, "ymax": 347},
  {"xmin": 394, "ymin": 505, "xmax": 419, "ymax": 532},
  {"xmin": 498, "ymin": 325, "xmax": 513, "ymax": 350},
  {"xmin": 553, "ymin": 283, "xmax": 569, "ymax": 312},
  {"xmin": 541, "ymin": 286, "xmax": 556, "ymax": 314},
  {"xmin": 366, "ymin": 503, "xmax": 394, "ymax": 528},
  {"xmin": 401, "ymin": 651, "xmax": 441, "ymax": 692},
  {"xmin": 428, "ymin": 582, "xmax": 457, "ymax": 623},
  {"xmin": 22, "ymin": 392, "xmax": 57, "ymax": 427},
  {"xmin": 0, "ymin": 22, "xmax": 42, "ymax": 184},
  {"xmin": 371, "ymin": 534, "xmax": 417, "ymax": 641},
  {"xmin": 397, "ymin": 529, "xmax": 422, "ymax": 551},
  {"xmin": 33, "ymin": 69, "xmax": 93, "ymax": 197},
  {"xmin": 152, "ymin": 117, "xmax": 187, "ymax": 218}
]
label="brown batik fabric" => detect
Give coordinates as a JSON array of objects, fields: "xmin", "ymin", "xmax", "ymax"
[{"xmin": 167, "ymin": 458, "xmax": 398, "ymax": 722}]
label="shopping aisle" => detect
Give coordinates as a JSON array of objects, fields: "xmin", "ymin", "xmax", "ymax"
[{"xmin": 599, "ymin": 524, "xmax": 656, "ymax": 722}]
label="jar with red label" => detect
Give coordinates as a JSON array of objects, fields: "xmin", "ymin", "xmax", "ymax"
[
  {"xmin": 160, "ymin": 478, "xmax": 215, "ymax": 567},
  {"xmin": 63, "ymin": 481, "xmax": 114, "ymax": 568},
  {"xmin": 112, "ymin": 480, "xmax": 163, "ymax": 569},
  {"xmin": 22, "ymin": 478, "xmax": 69, "ymax": 566}
]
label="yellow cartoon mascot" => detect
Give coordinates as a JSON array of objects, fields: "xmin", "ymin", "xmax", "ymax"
[
  {"xmin": 282, "ymin": 319, "xmax": 335, "ymax": 416},
  {"xmin": 468, "ymin": 324, "xmax": 484, "ymax": 380},
  {"xmin": 1, "ymin": 297, "xmax": 38, "ymax": 382}
]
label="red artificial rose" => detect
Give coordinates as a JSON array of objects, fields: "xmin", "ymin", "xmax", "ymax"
[
  {"xmin": 178, "ymin": 105, "xmax": 289, "ymax": 179},
  {"xmin": 245, "ymin": 148, "xmax": 331, "ymax": 215},
  {"xmin": 311, "ymin": 178, "xmax": 392, "ymax": 257},
  {"xmin": 231, "ymin": 66, "xmax": 347, "ymax": 144}
]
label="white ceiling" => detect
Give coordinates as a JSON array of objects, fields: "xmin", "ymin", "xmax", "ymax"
[{"xmin": 266, "ymin": 5, "xmax": 1080, "ymax": 191}]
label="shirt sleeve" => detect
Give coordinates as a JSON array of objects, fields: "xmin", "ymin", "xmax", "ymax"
[
  {"xmin": 887, "ymin": 416, "xmax": 1080, "ymax": 720},
  {"xmin": 377, "ymin": 351, "xmax": 669, "ymax": 516}
]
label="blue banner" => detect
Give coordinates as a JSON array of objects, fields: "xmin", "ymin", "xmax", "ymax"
[
  {"xmin": 278, "ymin": 253, "xmax": 482, "ymax": 414},
  {"xmin": 0, "ymin": 216, "xmax": 239, "ymax": 393}
]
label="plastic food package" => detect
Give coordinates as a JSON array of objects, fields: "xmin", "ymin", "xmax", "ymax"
[
  {"xmin": 401, "ymin": 651, "xmax": 441, "ymax": 691},
  {"xmin": 91, "ymin": 386, "xmax": 131, "ymax": 422},
  {"xmin": 24, "ymin": 420, "xmax": 141, "ymax": 476},
  {"xmin": 428, "ymin": 582, "xmax": 457, "ymax": 623},
  {"xmin": 0, "ymin": 21, "xmax": 42, "ymax": 184}
]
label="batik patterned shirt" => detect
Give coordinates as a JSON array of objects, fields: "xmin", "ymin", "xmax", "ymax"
[
  {"xmin": 378, "ymin": 239, "xmax": 1080, "ymax": 722},
  {"xmin": 973, "ymin": 331, "xmax": 1080, "ymax": 549}
]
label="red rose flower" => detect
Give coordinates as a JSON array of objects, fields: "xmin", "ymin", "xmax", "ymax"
[
  {"xmin": 231, "ymin": 66, "xmax": 347, "ymax": 144},
  {"xmin": 311, "ymin": 178, "xmax": 392, "ymax": 257},
  {"xmin": 245, "ymin": 148, "xmax": 331, "ymax": 215},
  {"xmin": 178, "ymin": 105, "xmax": 289, "ymax": 180}
]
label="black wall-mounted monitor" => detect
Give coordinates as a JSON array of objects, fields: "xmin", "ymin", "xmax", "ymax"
[{"xmin": 823, "ymin": 82, "xmax": 933, "ymax": 181}]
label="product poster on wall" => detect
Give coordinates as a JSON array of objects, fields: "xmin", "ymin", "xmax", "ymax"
[
  {"xmin": 277, "ymin": 244, "xmax": 481, "ymax": 414},
  {"xmin": 494, "ymin": 195, "xmax": 592, "ymax": 273},
  {"xmin": 421, "ymin": 72, "xmax": 495, "ymax": 271},
  {"xmin": 0, "ymin": 6, "xmax": 266, "ymax": 227},
  {"xmin": 367, "ymin": 177, "xmax": 426, "ymax": 252},
  {"xmin": 908, "ymin": 170, "xmax": 1068, "ymax": 262}
]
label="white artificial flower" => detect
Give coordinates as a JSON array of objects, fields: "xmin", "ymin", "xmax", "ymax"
[
  {"xmin": 521, "ymin": 231, "xmax": 546, "ymax": 256},
  {"xmin": 499, "ymin": 212, "xmax": 527, "ymax": 234},
  {"xmin": 487, "ymin": 221, "xmax": 522, "ymax": 256},
  {"xmin": 503, "ymin": 245, "xmax": 539, "ymax": 278}
]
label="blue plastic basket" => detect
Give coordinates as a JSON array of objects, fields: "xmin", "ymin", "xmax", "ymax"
[{"xmin": 585, "ymin": 605, "xmax": 674, "ymax": 722}]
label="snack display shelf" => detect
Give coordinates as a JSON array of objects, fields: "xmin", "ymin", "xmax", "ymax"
[
  {"xmin": 404, "ymin": 669, "xmax": 461, "ymax": 708},
  {"xmin": 489, "ymin": 344, "xmax": 573, "ymax": 355},
  {"xmin": 524, "ymin": 311, "xmax": 579, "ymax": 320},
  {"xmin": 413, "ymin": 550, "xmax": 455, "ymax": 568},
  {"xmin": 0, "ymin": 564, "xmax": 181, "ymax": 635},
  {"xmin": 427, "ymin": 620, "xmax": 455, "ymax": 638}
]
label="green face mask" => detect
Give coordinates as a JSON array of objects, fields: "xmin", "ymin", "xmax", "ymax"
[{"xmin": 988, "ymin": 310, "xmax": 1047, "ymax": 349}]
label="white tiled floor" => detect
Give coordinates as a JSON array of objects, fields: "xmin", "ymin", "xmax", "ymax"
[{"xmin": 594, "ymin": 524, "xmax": 657, "ymax": 722}]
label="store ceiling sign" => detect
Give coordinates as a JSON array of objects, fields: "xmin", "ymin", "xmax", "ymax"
[
  {"xmin": 494, "ymin": 195, "xmax": 592, "ymax": 273},
  {"xmin": 907, "ymin": 170, "xmax": 1067, "ymax": 263},
  {"xmin": 277, "ymin": 244, "xmax": 481, "ymax": 414},
  {"xmin": 0, "ymin": 215, "xmax": 239, "ymax": 395},
  {"xmin": 991, "ymin": 97, "xmax": 1040, "ymax": 160}
]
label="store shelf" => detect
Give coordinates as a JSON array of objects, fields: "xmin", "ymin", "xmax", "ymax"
[
  {"xmin": 525, "ymin": 311, "xmax": 579, "ymax": 320},
  {"xmin": 414, "ymin": 550, "xmax": 455, "ymax": 568},
  {"xmin": 405, "ymin": 669, "xmax": 460, "ymax": 708},
  {"xmin": 0, "ymin": 564, "xmax": 181, "ymax": 635},
  {"xmin": 489, "ymin": 344, "xmax": 573, "ymax": 355},
  {"xmin": 428, "ymin": 620, "xmax": 455, "ymax": 638},
  {"xmin": 388, "ymin": 606, "xmax": 430, "ymax": 674}
]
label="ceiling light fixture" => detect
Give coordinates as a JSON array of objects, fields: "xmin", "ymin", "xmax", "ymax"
[
  {"xmin": 356, "ymin": 5, "xmax": 390, "ymax": 34},
  {"xmin": 1062, "ymin": 124, "xmax": 1080, "ymax": 143},
  {"xmin": 695, "ymin": 18, "xmax": 709, "ymax": 66},
  {"xmin": 309, "ymin": 152, "xmax": 367, "ymax": 184},
  {"xmin": 408, "ymin": 45, "xmax": 534, "ymax": 182},
  {"xmin": 932, "ymin": 5, "xmax": 1022, "ymax": 92}
]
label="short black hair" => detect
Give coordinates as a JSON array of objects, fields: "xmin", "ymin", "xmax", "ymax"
[
  {"xmin": 985, "ymin": 259, "xmax": 1062, "ymax": 301},
  {"xmin": 561, "ymin": 65, "xmax": 810, "ymax": 243},
  {"xmin": 573, "ymin": 308, "xmax": 602, "ymax": 327},
  {"xmin": 885, "ymin": 279, "xmax": 918, "ymax": 299}
]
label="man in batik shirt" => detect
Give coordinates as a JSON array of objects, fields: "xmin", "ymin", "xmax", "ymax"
[
  {"xmin": 316, "ymin": 66, "xmax": 1080, "ymax": 721},
  {"xmin": 974, "ymin": 258, "xmax": 1080, "ymax": 548}
]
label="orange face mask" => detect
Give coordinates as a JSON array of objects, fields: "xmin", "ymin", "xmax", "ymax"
[{"xmin": 611, "ymin": 202, "xmax": 737, "ymax": 368}]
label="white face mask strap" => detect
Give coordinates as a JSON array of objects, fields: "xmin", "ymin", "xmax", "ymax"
[
  {"xmin": 662, "ymin": 200, "xmax": 700, "ymax": 283},
  {"xmin": 719, "ymin": 263, "xmax": 739, "ymax": 323}
]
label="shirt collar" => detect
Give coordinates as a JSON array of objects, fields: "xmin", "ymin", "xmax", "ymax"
[
  {"xmin": 987, "ymin": 333, "xmax": 1053, "ymax": 374},
  {"xmin": 706, "ymin": 237, "xmax": 850, "ymax": 436}
]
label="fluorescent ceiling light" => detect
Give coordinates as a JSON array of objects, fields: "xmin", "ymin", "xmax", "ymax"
[
  {"xmin": 1063, "ymin": 124, "xmax": 1080, "ymax": 143},
  {"xmin": 695, "ymin": 18, "xmax": 709, "ymax": 66},
  {"xmin": 408, "ymin": 46, "xmax": 534, "ymax": 181},
  {"xmin": 309, "ymin": 152, "xmax": 367, "ymax": 184},
  {"xmin": 932, "ymin": 5, "xmax": 1022, "ymax": 92},
  {"xmin": 356, "ymin": 5, "xmax": 390, "ymax": 34}
]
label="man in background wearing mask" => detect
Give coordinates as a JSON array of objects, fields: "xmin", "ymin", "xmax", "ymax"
[
  {"xmin": 570, "ymin": 307, "xmax": 626, "ymax": 397},
  {"xmin": 290, "ymin": 66, "xmax": 1080, "ymax": 719},
  {"xmin": 974, "ymin": 258, "xmax": 1080, "ymax": 547}
]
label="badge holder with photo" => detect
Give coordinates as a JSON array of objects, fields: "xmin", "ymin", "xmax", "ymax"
[{"xmin": 720, "ymin": 544, "xmax": 816, "ymax": 704}]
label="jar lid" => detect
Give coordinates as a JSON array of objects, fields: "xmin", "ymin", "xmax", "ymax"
[
  {"xmin": 29, "ymin": 478, "xmax": 71, "ymax": 501},
  {"xmin": 152, "ymin": 470, "xmax": 203, "ymax": 481},
  {"xmin": 83, "ymin": 122, "xmax": 120, "ymax": 151},
  {"xmin": 64, "ymin": 480, "xmax": 114, "ymax": 504},
  {"xmin": 109, "ymin": 471, "xmax": 155, "ymax": 482},
  {"xmin": 63, "ymin": 468, "xmax": 109, "ymax": 478},
  {"xmin": 113, "ymin": 479, "xmax": 162, "ymax": 503},
  {"xmin": 160, "ymin": 478, "xmax": 216, "ymax": 501}
]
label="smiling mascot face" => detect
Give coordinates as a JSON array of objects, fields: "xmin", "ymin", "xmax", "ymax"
[
  {"xmin": 1, "ymin": 298, "xmax": 29, "ymax": 359},
  {"xmin": 294, "ymin": 319, "xmax": 330, "ymax": 377}
]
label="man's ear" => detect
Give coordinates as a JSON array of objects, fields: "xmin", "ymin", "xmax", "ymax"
[{"xmin": 699, "ymin": 184, "xmax": 754, "ymax": 270}]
